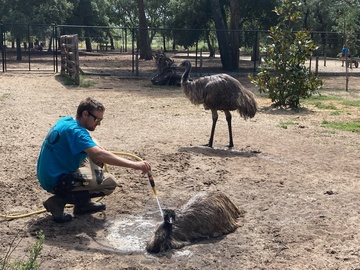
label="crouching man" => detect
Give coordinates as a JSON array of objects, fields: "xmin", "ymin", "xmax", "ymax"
[{"xmin": 37, "ymin": 97, "xmax": 151, "ymax": 223}]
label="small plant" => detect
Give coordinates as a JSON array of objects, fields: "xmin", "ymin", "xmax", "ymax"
[
  {"xmin": 279, "ymin": 120, "xmax": 298, "ymax": 129},
  {"xmin": 1, "ymin": 230, "xmax": 45, "ymax": 270},
  {"xmin": 250, "ymin": 0, "xmax": 322, "ymax": 109}
]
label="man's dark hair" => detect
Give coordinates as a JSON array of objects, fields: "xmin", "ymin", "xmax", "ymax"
[{"xmin": 76, "ymin": 97, "xmax": 105, "ymax": 118}]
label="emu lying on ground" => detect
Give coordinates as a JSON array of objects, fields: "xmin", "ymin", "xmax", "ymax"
[
  {"xmin": 146, "ymin": 191, "xmax": 243, "ymax": 253},
  {"xmin": 151, "ymin": 52, "xmax": 181, "ymax": 86},
  {"xmin": 181, "ymin": 60, "xmax": 257, "ymax": 148}
]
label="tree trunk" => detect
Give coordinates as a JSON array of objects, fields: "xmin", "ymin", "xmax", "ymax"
[
  {"xmin": 137, "ymin": 0, "xmax": 153, "ymax": 60},
  {"xmin": 209, "ymin": 0, "xmax": 236, "ymax": 71},
  {"xmin": 16, "ymin": 38, "xmax": 22, "ymax": 61},
  {"xmin": 84, "ymin": 28, "xmax": 92, "ymax": 52},
  {"xmin": 205, "ymin": 31, "xmax": 215, "ymax": 57},
  {"xmin": 229, "ymin": 0, "xmax": 240, "ymax": 70},
  {"xmin": 162, "ymin": 34, "xmax": 166, "ymax": 52},
  {"xmin": 85, "ymin": 37, "xmax": 92, "ymax": 52},
  {"xmin": 48, "ymin": 37, "xmax": 53, "ymax": 52}
]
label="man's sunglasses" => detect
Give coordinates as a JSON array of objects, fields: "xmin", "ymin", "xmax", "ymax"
[{"xmin": 87, "ymin": 111, "xmax": 103, "ymax": 123}]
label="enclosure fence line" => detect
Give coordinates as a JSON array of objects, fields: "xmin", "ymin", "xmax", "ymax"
[{"xmin": 1, "ymin": 23, "xmax": 360, "ymax": 76}]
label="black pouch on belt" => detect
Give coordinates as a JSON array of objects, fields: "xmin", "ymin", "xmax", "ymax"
[{"xmin": 54, "ymin": 174, "xmax": 85, "ymax": 195}]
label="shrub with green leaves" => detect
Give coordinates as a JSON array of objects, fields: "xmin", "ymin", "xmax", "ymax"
[
  {"xmin": 1, "ymin": 231, "xmax": 45, "ymax": 270},
  {"xmin": 250, "ymin": 0, "xmax": 322, "ymax": 109}
]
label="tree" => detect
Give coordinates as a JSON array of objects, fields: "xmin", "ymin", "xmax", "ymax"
[
  {"xmin": 0, "ymin": 0, "xmax": 75, "ymax": 59},
  {"xmin": 250, "ymin": 0, "xmax": 322, "ymax": 109},
  {"xmin": 167, "ymin": 0, "xmax": 212, "ymax": 54},
  {"xmin": 65, "ymin": 0, "xmax": 111, "ymax": 52},
  {"xmin": 170, "ymin": 0, "xmax": 277, "ymax": 71},
  {"xmin": 136, "ymin": 0, "xmax": 152, "ymax": 59},
  {"xmin": 239, "ymin": 0, "xmax": 279, "ymax": 30},
  {"xmin": 209, "ymin": 0, "xmax": 234, "ymax": 70},
  {"xmin": 329, "ymin": 0, "xmax": 360, "ymax": 56}
]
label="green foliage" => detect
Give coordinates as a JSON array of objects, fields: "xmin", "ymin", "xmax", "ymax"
[
  {"xmin": 330, "ymin": 0, "xmax": 360, "ymax": 55},
  {"xmin": 168, "ymin": 0, "xmax": 211, "ymax": 48},
  {"xmin": 250, "ymin": 0, "xmax": 323, "ymax": 109},
  {"xmin": 1, "ymin": 231, "xmax": 45, "ymax": 270}
]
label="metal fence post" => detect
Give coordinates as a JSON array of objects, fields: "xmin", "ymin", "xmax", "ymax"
[
  {"xmin": 1, "ymin": 21, "xmax": 4, "ymax": 72},
  {"xmin": 28, "ymin": 24, "xmax": 31, "ymax": 71},
  {"xmin": 53, "ymin": 23, "xmax": 58, "ymax": 73}
]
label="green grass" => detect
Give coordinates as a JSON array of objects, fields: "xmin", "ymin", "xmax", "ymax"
[
  {"xmin": 302, "ymin": 94, "xmax": 360, "ymax": 112},
  {"xmin": 279, "ymin": 120, "xmax": 298, "ymax": 129},
  {"xmin": 329, "ymin": 111, "xmax": 341, "ymax": 116},
  {"xmin": 300, "ymin": 95, "xmax": 360, "ymax": 132},
  {"xmin": 79, "ymin": 75, "xmax": 96, "ymax": 88},
  {"xmin": 59, "ymin": 74, "xmax": 96, "ymax": 87},
  {"xmin": 0, "ymin": 93, "xmax": 10, "ymax": 101},
  {"xmin": 321, "ymin": 120, "xmax": 360, "ymax": 132},
  {"xmin": 341, "ymin": 99, "xmax": 360, "ymax": 107},
  {"xmin": 312, "ymin": 101, "xmax": 338, "ymax": 110},
  {"xmin": 301, "ymin": 95, "xmax": 342, "ymax": 104},
  {"xmin": 302, "ymin": 95, "xmax": 341, "ymax": 110}
]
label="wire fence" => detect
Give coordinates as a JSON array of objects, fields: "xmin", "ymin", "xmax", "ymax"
[{"xmin": 1, "ymin": 23, "xmax": 359, "ymax": 76}]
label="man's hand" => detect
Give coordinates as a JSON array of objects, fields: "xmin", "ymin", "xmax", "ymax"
[{"xmin": 139, "ymin": 161, "xmax": 151, "ymax": 174}]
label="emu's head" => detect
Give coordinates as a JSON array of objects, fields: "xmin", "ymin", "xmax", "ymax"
[
  {"xmin": 145, "ymin": 209, "xmax": 176, "ymax": 254},
  {"xmin": 163, "ymin": 209, "xmax": 176, "ymax": 225},
  {"xmin": 181, "ymin": 60, "xmax": 191, "ymax": 68}
]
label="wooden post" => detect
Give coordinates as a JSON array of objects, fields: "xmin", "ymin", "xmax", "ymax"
[{"xmin": 60, "ymin": 34, "xmax": 80, "ymax": 85}]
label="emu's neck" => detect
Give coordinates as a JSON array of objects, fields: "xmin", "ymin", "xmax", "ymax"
[
  {"xmin": 163, "ymin": 221, "xmax": 173, "ymax": 236},
  {"xmin": 181, "ymin": 63, "xmax": 191, "ymax": 84}
]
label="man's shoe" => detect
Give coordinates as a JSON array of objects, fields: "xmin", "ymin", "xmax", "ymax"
[
  {"xmin": 43, "ymin": 196, "xmax": 72, "ymax": 223},
  {"xmin": 73, "ymin": 201, "xmax": 106, "ymax": 215}
]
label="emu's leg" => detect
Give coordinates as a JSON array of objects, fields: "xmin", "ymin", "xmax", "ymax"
[
  {"xmin": 224, "ymin": 110, "xmax": 234, "ymax": 148},
  {"xmin": 205, "ymin": 109, "xmax": 218, "ymax": 147}
]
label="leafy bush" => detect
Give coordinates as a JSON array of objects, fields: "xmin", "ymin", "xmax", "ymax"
[
  {"xmin": 1, "ymin": 231, "xmax": 45, "ymax": 270},
  {"xmin": 250, "ymin": 0, "xmax": 322, "ymax": 109}
]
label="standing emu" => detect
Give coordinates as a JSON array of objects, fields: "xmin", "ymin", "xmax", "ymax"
[
  {"xmin": 146, "ymin": 191, "xmax": 243, "ymax": 253},
  {"xmin": 181, "ymin": 60, "xmax": 257, "ymax": 148}
]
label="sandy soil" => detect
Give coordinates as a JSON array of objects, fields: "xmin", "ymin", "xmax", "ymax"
[{"xmin": 1, "ymin": 54, "xmax": 360, "ymax": 269}]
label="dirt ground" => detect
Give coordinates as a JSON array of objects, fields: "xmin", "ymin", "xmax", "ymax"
[{"xmin": 1, "ymin": 54, "xmax": 360, "ymax": 269}]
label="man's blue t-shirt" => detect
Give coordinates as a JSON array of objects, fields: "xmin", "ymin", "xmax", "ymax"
[
  {"xmin": 342, "ymin": 47, "xmax": 349, "ymax": 56},
  {"xmin": 37, "ymin": 116, "xmax": 97, "ymax": 192}
]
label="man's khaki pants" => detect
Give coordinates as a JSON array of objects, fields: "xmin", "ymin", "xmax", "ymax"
[{"xmin": 70, "ymin": 157, "xmax": 117, "ymax": 196}]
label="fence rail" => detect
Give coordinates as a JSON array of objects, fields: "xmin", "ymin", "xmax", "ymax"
[{"xmin": 1, "ymin": 23, "xmax": 358, "ymax": 76}]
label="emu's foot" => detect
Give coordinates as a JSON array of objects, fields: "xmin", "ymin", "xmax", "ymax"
[
  {"xmin": 203, "ymin": 143, "xmax": 213, "ymax": 148},
  {"xmin": 227, "ymin": 144, "xmax": 234, "ymax": 148}
]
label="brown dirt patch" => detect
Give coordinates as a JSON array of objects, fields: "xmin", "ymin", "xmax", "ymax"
[{"xmin": 1, "ymin": 55, "xmax": 360, "ymax": 269}]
